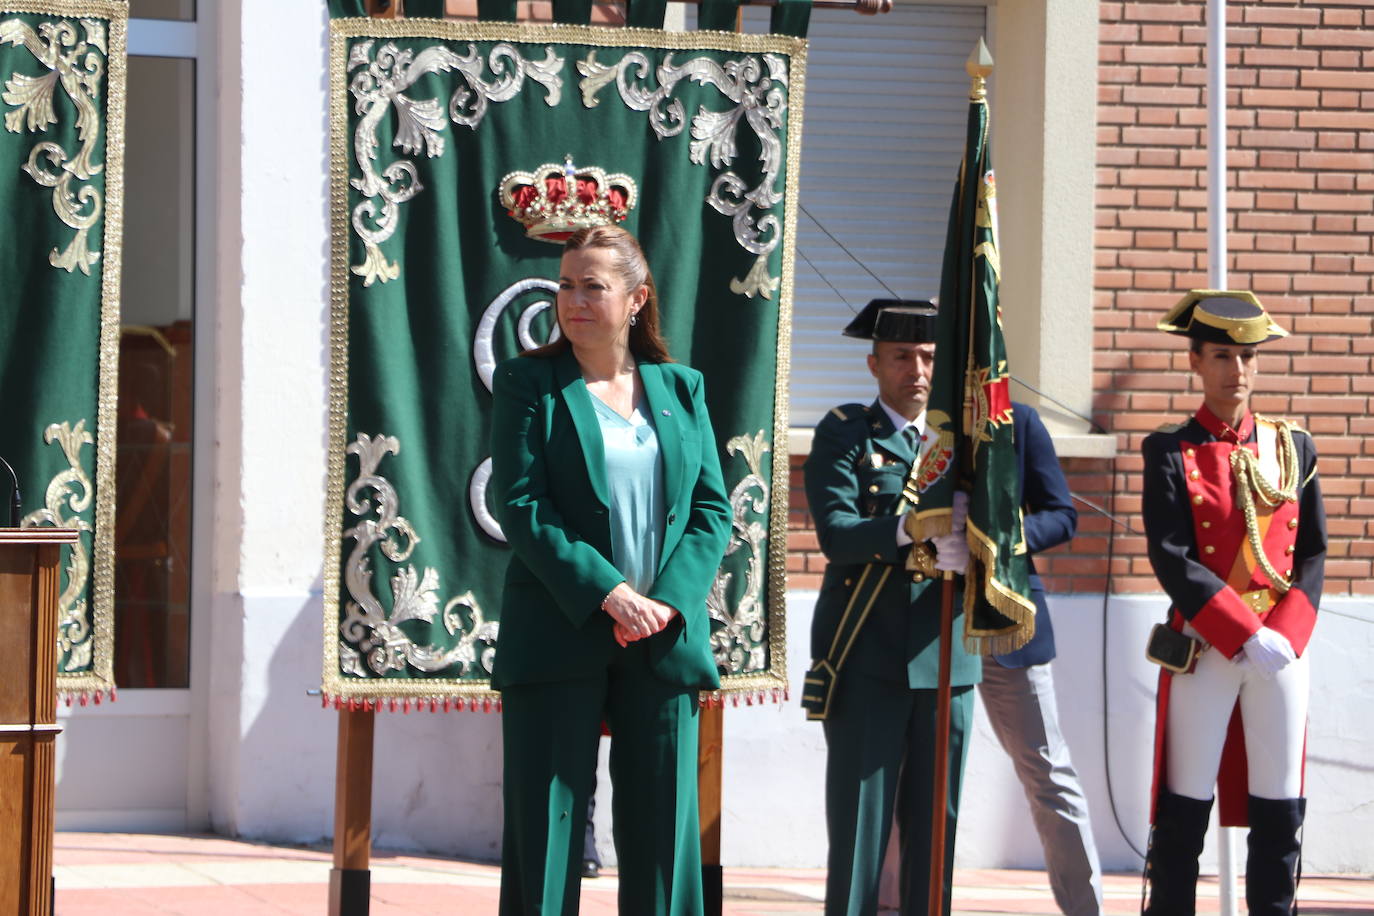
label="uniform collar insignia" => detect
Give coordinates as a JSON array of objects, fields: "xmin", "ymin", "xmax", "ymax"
[{"xmin": 1195, "ymin": 403, "xmax": 1254, "ymax": 444}]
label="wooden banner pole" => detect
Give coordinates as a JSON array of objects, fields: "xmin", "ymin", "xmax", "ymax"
[
  {"xmin": 329, "ymin": 707, "xmax": 376, "ymax": 916},
  {"xmin": 926, "ymin": 572, "xmax": 956, "ymax": 915},
  {"xmin": 699, "ymin": 702, "xmax": 725, "ymax": 916}
]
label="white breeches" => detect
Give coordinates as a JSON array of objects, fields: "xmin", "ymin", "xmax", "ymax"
[{"xmin": 1165, "ymin": 625, "xmax": 1309, "ymax": 802}]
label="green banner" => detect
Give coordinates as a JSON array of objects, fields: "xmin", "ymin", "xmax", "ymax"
[
  {"xmin": 916, "ymin": 48, "xmax": 1033, "ymax": 655},
  {"xmin": 0, "ymin": 1, "xmax": 125, "ymax": 699},
  {"xmin": 323, "ymin": 18, "xmax": 806, "ymax": 706}
]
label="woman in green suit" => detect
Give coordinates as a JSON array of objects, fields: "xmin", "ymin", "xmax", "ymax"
[{"xmin": 490, "ymin": 225, "xmax": 731, "ymax": 915}]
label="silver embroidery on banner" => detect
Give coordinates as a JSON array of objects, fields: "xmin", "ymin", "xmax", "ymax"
[
  {"xmin": 578, "ymin": 50, "xmax": 789, "ymax": 299},
  {"xmin": 1, "ymin": 16, "xmax": 107, "ymax": 274},
  {"xmin": 21, "ymin": 421, "xmax": 95, "ymax": 672},
  {"xmin": 468, "ymin": 277, "xmax": 562, "ymax": 543},
  {"xmin": 707, "ymin": 431, "xmax": 770, "ymax": 674},
  {"xmin": 347, "ymin": 39, "xmax": 564, "ymax": 287},
  {"xmin": 340, "ymin": 433, "xmax": 499, "ymax": 677}
]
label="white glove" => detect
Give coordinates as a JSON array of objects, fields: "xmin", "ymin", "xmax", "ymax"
[
  {"xmin": 930, "ymin": 533, "xmax": 969, "ymax": 573},
  {"xmin": 949, "ymin": 490, "xmax": 969, "ymax": 534},
  {"xmin": 1241, "ymin": 627, "xmax": 1296, "ymax": 679}
]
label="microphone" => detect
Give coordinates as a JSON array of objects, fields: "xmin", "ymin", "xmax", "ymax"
[{"xmin": 0, "ymin": 455, "xmax": 21, "ymax": 527}]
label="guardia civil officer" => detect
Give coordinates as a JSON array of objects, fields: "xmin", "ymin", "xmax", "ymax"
[
  {"xmin": 1141, "ymin": 291, "xmax": 1326, "ymax": 915},
  {"xmin": 803, "ymin": 300, "xmax": 975, "ymax": 916}
]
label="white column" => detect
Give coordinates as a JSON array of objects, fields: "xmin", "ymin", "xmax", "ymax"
[
  {"xmin": 205, "ymin": 0, "xmax": 334, "ymax": 839},
  {"xmin": 1205, "ymin": 0, "xmax": 1238, "ymax": 910},
  {"xmin": 991, "ymin": 0, "xmax": 1101, "ymax": 449}
]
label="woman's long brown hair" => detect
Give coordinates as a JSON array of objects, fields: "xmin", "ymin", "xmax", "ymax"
[{"xmin": 523, "ymin": 225, "xmax": 673, "ymax": 363}]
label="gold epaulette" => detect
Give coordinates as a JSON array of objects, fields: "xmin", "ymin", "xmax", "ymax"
[{"xmin": 1155, "ymin": 420, "xmax": 1186, "ymax": 434}]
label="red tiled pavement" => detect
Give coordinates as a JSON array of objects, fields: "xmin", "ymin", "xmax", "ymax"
[{"xmin": 52, "ymin": 833, "xmax": 1374, "ymax": 914}]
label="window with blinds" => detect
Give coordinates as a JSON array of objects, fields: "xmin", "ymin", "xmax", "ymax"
[{"xmin": 690, "ymin": 2, "xmax": 990, "ymax": 427}]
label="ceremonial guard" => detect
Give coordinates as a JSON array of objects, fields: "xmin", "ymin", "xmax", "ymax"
[
  {"xmin": 1140, "ymin": 291, "xmax": 1326, "ymax": 915},
  {"xmin": 979, "ymin": 401, "xmax": 1103, "ymax": 916},
  {"xmin": 802, "ymin": 300, "xmax": 976, "ymax": 916}
]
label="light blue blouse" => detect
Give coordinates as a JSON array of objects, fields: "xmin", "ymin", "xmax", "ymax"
[{"xmin": 590, "ymin": 389, "xmax": 665, "ymax": 595}]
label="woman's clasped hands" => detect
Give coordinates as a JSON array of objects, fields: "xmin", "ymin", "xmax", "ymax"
[{"xmin": 602, "ymin": 582, "xmax": 678, "ymax": 647}]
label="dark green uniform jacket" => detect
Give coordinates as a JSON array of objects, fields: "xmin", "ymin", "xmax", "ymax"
[{"xmin": 806, "ymin": 401, "xmax": 980, "ymax": 688}]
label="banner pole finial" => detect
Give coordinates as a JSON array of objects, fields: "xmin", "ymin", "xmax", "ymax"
[{"xmin": 966, "ymin": 38, "xmax": 993, "ymax": 100}]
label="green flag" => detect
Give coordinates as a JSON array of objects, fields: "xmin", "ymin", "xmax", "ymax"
[
  {"xmin": 322, "ymin": 17, "xmax": 806, "ymax": 706},
  {"xmin": 0, "ymin": 1, "xmax": 126, "ymax": 699},
  {"xmin": 916, "ymin": 42, "xmax": 1034, "ymax": 655}
]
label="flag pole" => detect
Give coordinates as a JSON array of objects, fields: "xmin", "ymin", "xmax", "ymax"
[
  {"xmin": 927, "ymin": 569, "xmax": 957, "ymax": 914},
  {"xmin": 1205, "ymin": 0, "xmax": 1239, "ymax": 910}
]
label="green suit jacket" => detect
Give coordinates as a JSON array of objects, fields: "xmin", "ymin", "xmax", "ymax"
[
  {"xmin": 489, "ymin": 350, "xmax": 731, "ymax": 691},
  {"xmin": 804, "ymin": 401, "xmax": 981, "ymax": 689}
]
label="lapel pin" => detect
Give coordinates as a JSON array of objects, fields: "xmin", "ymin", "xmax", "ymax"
[{"xmin": 661, "ymin": 409, "xmax": 671, "ymax": 416}]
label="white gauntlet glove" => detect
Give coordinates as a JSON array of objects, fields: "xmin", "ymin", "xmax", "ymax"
[
  {"xmin": 931, "ymin": 533, "xmax": 969, "ymax": 572},
  {"xmin": 930, "ymin": 492, "xmax": 970, "ymax": 573},
  {"xmin": 1241, "ymin": 627, "xmax": 1296, "ymax": 679},
  {"xmin": 949, "ymin": 490, "xmax": 969, "ymax": 530}
]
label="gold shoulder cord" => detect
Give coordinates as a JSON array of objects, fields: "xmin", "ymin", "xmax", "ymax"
[{"xmin": 1229, "ymin": 418, "xmax": 1300, "ymax": 594}]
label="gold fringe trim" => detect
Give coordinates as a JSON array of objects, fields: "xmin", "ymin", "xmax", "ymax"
[
  {"xmin": 0, "ymin": 1, "xmax": 128, "ymax": 16},
  {"xmin": 962, "ymin": 517, "xmax": 1036, "ymax": 656},
  {"xmin": 332, "ymin": 16, "xmax": 808, "ymax": 57},
  {"xmin": 904, "ymin": 507, "xmax": 953, "ymax": 544}
]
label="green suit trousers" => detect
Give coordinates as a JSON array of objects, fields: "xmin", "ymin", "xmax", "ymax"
[
  {"xmin": 499, "ymin": 642, "xmax": 704, "ymax": 916},
  {"xmin": 823, "ymin": 670, "xmax": 973, "ymax": 916}
]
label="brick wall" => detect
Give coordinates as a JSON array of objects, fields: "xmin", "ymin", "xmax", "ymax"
[{"xmin": 786, "ymin": 0, "xmax": 1373, "ymax": 597}]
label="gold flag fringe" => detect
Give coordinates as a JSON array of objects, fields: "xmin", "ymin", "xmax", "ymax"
[
  {"xmin": 962, "ymin": 518, "xmax": 1037, "ymax": 656},
  {"xmin": 904, "ymin": 507, "xmax": 954, "ymax": 544}
]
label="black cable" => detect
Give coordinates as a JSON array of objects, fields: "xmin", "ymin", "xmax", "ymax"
[
  {"xmin": 0, "ymin": 454, "xmax": 20, "ymax": 527},
  {"xmin": 1009, "ymin": 377, "xmax": 1108, "ymax": 435},
  {"xmin": 797, "ymin": 247, "xmax": 858, "ymax": 313},
  {"xmin": 798, "ymin": 204, "xmax": 903, "ymax": 300},
  {"xmin": 1099, "ymin": 450, "xmax": 1148, "ymax": 861},
  {"xmin": 1070, "ymin": 492, "xmax": 1140, "ymax": 535}
]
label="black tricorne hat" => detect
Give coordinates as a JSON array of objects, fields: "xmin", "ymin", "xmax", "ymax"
[
  {"xmin": 1157, "ymin": 290, "xmax": 1289, "ymax": 345},
  {"xmin": 842, "ymin": 298, "xmax": 938, "ymax": 343}
]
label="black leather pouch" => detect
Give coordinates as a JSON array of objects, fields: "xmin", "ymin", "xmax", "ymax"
[{"xmin": 1146, "ymin": 623, "xmax": 1201, "ymax": 675}]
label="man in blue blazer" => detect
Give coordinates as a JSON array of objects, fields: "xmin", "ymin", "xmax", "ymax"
[{"xmin": 977, "ymin": 402, "xmax": 1102, "ymax": 915}]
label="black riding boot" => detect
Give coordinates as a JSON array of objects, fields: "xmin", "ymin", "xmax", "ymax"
[
  {"xmin": 1246, "ymin": 795, "xmax": 1305, "ymax": 915},
  {"xmin": 1144, "ymin": 790, "xmax": 1213, "ymax": 915}
]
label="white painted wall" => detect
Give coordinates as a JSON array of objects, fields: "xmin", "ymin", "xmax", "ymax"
[
  {"xmin": 317, "ymin": 591, "xmax": 1374, "ymax": 874},
  {"xmin": 740, "ymin": 593, "xmax": 1374, "ymax": 875}
]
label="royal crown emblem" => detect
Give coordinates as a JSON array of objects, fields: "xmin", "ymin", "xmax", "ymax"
[{"xmin": 499, "ymin": 155, "xmax": 637, "ymax": 244}]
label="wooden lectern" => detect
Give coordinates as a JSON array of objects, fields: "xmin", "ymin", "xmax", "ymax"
[{"xmin": 0, "ymin": 528, "xmax": 77, "ymax": 916}]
